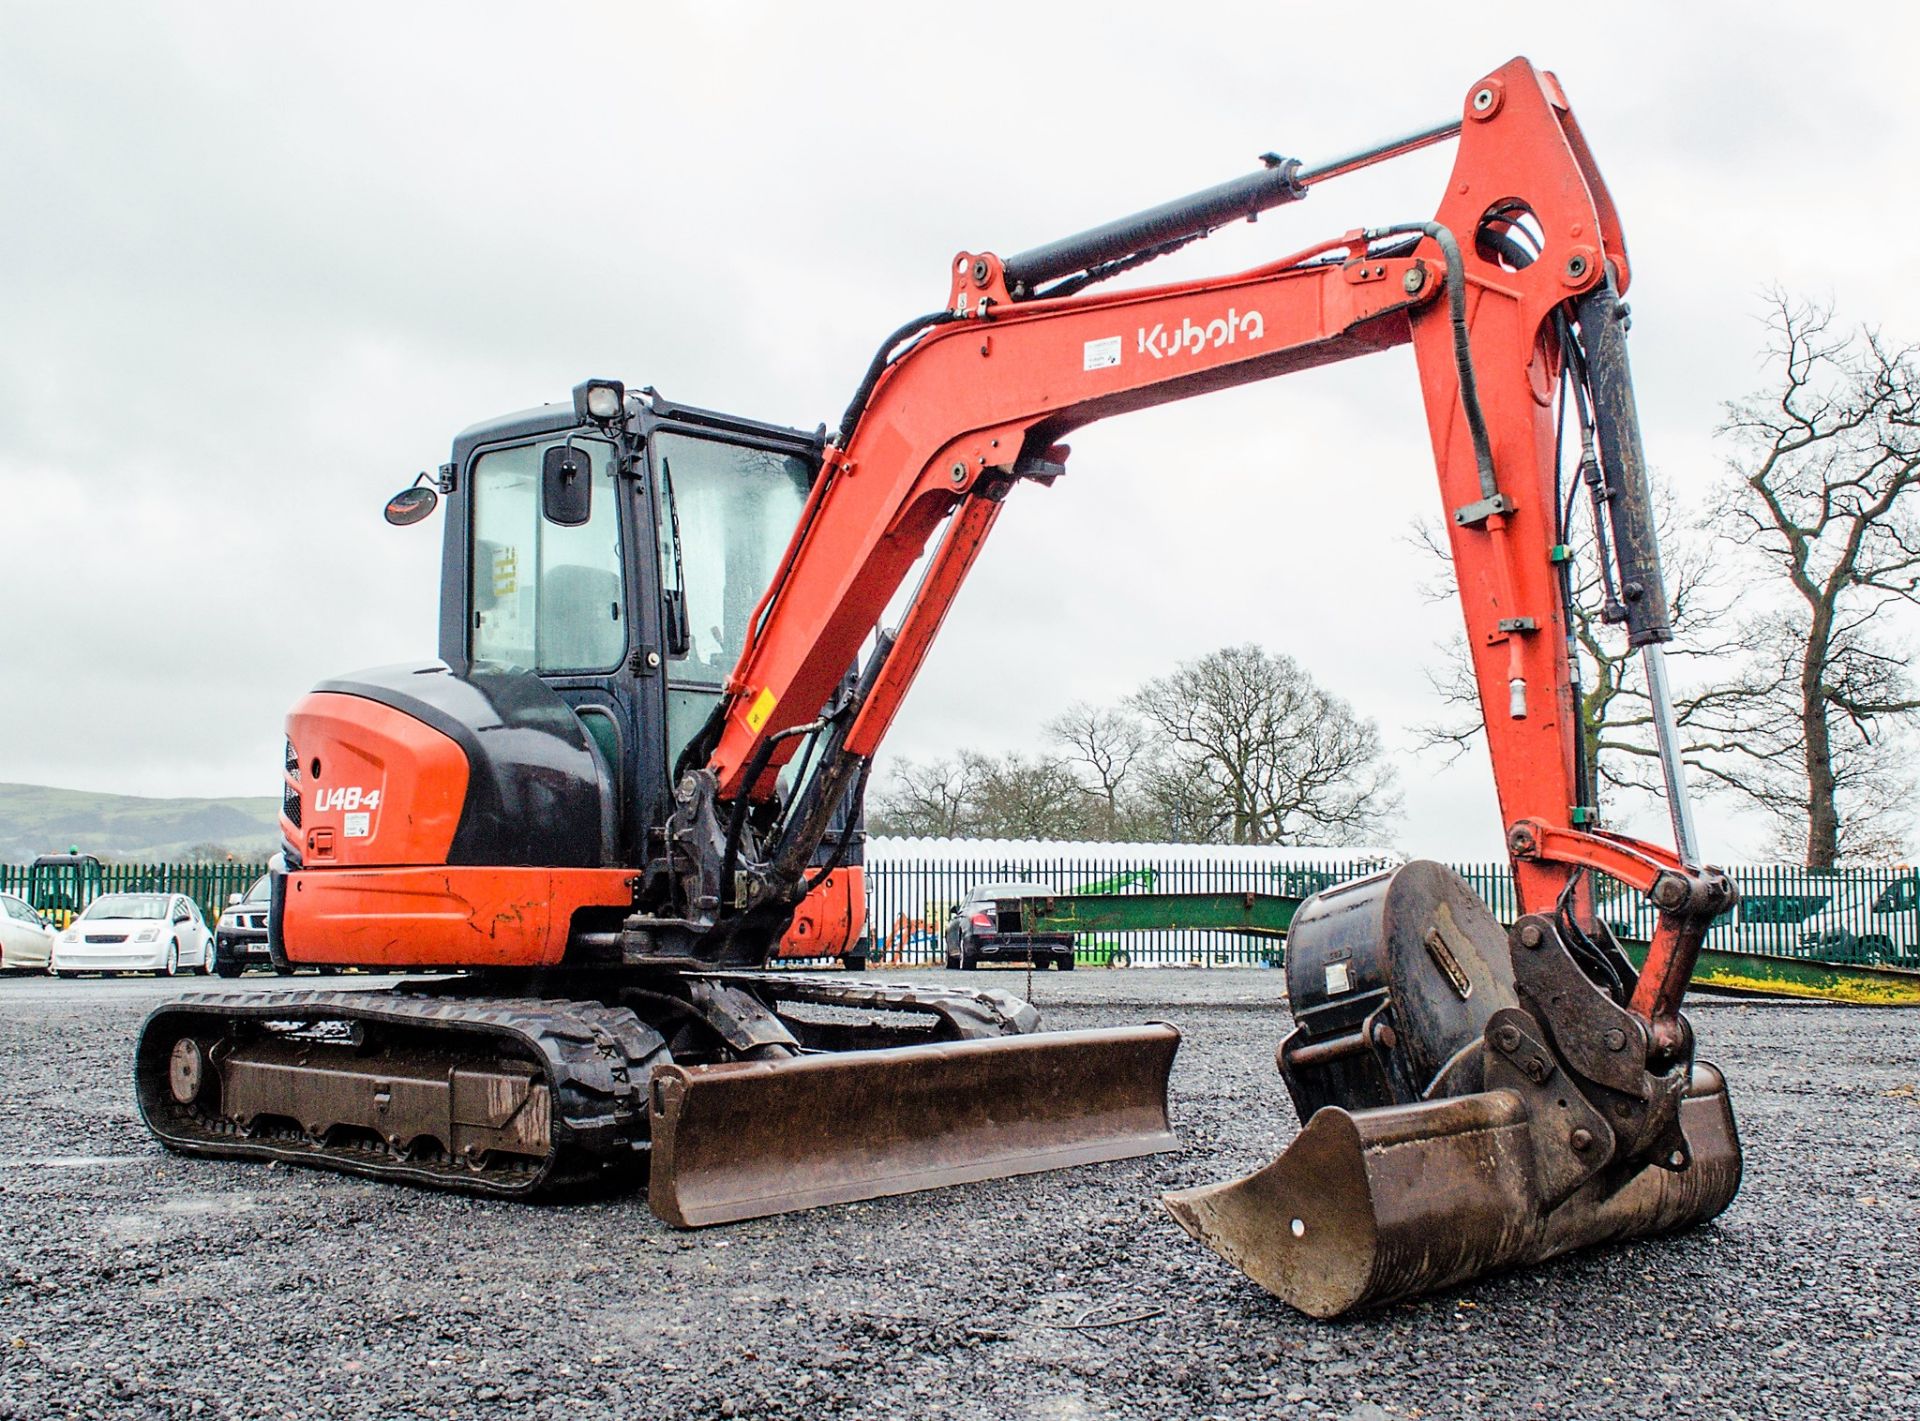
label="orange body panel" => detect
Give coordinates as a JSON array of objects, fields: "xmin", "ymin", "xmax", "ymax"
[
  {"xmin": 281, "ymin": 865, "xmax": 638, "ymax": 968},
  {"xmin": 774, "ymin": 865, "xmax": 868, "ymax": 961},
  {"xmin": 283, "ymin": 692, "xmax": 469, "ymax": 868}
]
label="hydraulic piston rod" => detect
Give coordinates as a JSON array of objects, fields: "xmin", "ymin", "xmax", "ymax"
[{"xmin": 1002, "ymin": 117, "xmax": 1461, "ymax": 294}]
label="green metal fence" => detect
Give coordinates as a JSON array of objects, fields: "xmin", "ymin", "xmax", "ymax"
[
  {"xmin": 8, "ymin": 853, "xmax": 1919, "ymax": 971},
  {"xmin": 1, "ymin": 860, "xmax": 269, "ymax": 929}
]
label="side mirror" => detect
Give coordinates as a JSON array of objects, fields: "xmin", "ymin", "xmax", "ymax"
[
  {"xmin": 542, "ymin": 445, "xmax": 593, "ymax": 527},
  {"xmin": 384, "ymin": 485, "xmax": 439, "ymax": 526},
  {"xmin": 662, "ymin": 587, "xmax": 692, "ymax": 657},
  {"xmin": 227, "ymin": 893, "xmax": 243, "ymax": 906}
]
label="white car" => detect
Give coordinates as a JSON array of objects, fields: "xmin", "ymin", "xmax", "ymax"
[
  {"xmin": 0, "ymin": 892, "xmax": 56, "ymax": 971},
  {"xmin": 51, "ymin": 892, "xmax": 215, "ymax": 976}
]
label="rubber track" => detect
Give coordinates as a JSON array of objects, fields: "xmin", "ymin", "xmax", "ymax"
[{"xmin": 134, "ymin": 991, "xmax": 666, "ymax": 1198}]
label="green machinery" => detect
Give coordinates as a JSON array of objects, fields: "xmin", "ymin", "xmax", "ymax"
[
  {"xmin": 26, "ymin": 851, "xmax": 104, "ymax": 928},
  {"xmin": 1026, "ymin": 883, "xmax": 1920, "ymax": 1005}
]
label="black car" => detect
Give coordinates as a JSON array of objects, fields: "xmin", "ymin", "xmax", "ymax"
[
  {"xmin": 212, "ymin": 874, "xmax": 273, "ymax": 977},
  {"xmin": 944, "ymin": 882, "xmax": 1075, "ymax": 971}
]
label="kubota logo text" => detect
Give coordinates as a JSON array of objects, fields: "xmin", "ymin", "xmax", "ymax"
[{"xmin": 1138, "ymin": 308, "xmax": 1265, "ymax": 360}]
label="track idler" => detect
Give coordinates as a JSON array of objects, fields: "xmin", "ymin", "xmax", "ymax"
[{"xmin": 1163, "ymin": 861, "xmax": 1742, "ymax": 1317}]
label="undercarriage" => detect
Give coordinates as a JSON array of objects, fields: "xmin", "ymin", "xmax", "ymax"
[{"xmin": 135, "ymin": 973, "xmax": 1180, "ymax": 1222}]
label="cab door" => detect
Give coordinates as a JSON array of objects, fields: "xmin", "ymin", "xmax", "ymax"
[{"xmin": 463, "ymin": 430, "xmax": 652, "ymax": 859}]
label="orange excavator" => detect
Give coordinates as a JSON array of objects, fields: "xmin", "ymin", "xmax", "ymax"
[{"xmin": 137, "ymin": 57, "xmax": 1739, "ymax": 1315}]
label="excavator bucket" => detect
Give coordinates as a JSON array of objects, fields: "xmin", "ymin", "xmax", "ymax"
[
  {"xmin": 1162, "ymin": 863, "xmax": 1743, "ymax": 1316},
  {"xmin": 648, "ymin": 1022, "xmax": 1180, "ymax": 1227},
  {"xmin": 1165, "ymin": 1064, "xmax": 1740, "ymax": 1317}
]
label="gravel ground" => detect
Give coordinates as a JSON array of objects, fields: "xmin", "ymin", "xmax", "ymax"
[{"xmin": 0, "ymin": 967, "xmax": 1915, "ymax": 1420}]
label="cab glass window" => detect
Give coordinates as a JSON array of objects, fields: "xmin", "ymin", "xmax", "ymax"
[
  {"xmin": 654, "ymin": 432, "xmax": 811, "ymax": 760},
  {"xmin": 471, "ymin": 436, "xmax": 624, "ymax": 673}
]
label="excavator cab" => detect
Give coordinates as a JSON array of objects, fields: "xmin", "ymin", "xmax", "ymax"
[
  {"xmin": 242, "ymin": 384, "xmax": 858, "ymax": 972},
  {"xmin": 437, "ymin": 384, "xmax": 822, "ymax": 871}
]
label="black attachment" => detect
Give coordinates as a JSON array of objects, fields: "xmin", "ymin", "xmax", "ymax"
[
  {"xmin": 1003, "ymin": 156, "xmax": 1306, "ymax": 295},
  {"xmin": 1574, "ymin": 274, "xmax": 1672, "ymax": 647},
  {"xmin": 1279, "ymin": 862, "xmax": 1519, "ymax": 1120}
]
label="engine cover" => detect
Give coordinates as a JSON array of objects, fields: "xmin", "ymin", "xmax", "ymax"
[{"xmin": 285, "ymin": 661, "xmax": 615, "ymax": 869}]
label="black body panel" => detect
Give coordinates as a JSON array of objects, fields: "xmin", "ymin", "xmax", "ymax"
[{"xmin": 316, "ymin": 662, "xmax": 615, "ymax": 868}]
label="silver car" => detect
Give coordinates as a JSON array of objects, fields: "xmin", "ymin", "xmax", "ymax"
[
  {"xmin": 0, "ymin": 892, "xmax": 55, "ymax": 971},
  {"xmin": 51, "ymin": 892, "xmax": 214, "ymax": 976}
]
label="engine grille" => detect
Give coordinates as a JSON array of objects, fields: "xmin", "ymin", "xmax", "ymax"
[{"xmin": 283, "ymin": 781, "xmax": 302, "ymax": 829}]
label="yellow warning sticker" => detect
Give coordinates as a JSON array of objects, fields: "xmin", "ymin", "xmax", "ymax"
[{"xmin": 744, "ymin": 688, "xmax": 778, "ymax": 733}]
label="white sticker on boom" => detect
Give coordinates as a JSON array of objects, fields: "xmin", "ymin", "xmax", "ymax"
[
  {"xmin": 1083, "ymin": 336, "xmax": 1122, "ymax": 371},
  {"xmin": 343, "ymin": 811, "xmax": 371, "ymax": 839},
  {"xmin": 1324, "ymin": 961, "xmax": 1351, "ymax": 995}
]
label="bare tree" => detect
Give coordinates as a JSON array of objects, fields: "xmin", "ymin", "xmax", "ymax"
[
  {"xmin": 1129, "ymin": 644, "xmax": 1398, "ymax": 845},
  {"xmin": 1129, "ymin": 755, "xmax": 1236, "ymax": 844},
  {"xmin": 868, "ymin": 749, "xmax": 1102, "ymax": 840},
  {"xmin": 1689, "ymin": 293, "xmax": 1920, "ymax": 865},
  {"xmin": 1045, "ymin": 702, "xmax": 1151, "ymax": 838},
  {"xmin": 963, "ymin": 751, "xmax": 1100, "ymax": 840},
  {"xmin": 1684, "ymin": 615, "xmax": 1913, "ymax": 862},
  {"xmin": 867, "ymin": 755, "xmax": 979, "ymax": 838},
  {"xmin": 1410, "ymin": 494, "xmax": 1733, "ymax": 812}
]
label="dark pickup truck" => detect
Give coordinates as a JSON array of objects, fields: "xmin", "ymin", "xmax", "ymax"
[
  {"xmin": 944, "ymin": 882, "xmax": 1075, "ymax": 971},
  {"xmin": 212, "ymin": 874, "xmax": 273, "ymax": 977}
]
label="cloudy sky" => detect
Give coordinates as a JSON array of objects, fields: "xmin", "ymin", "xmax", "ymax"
[{"xmin": 4, "ymin": 2, "xmax": 1917, "ymax": 861}]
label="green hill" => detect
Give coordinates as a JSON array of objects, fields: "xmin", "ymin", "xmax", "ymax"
[{"xmin": 0, "ymin": 782, "xmax": 282, "ymax": 863}]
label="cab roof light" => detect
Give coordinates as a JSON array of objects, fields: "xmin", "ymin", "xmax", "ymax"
[{"xmin": 573, "ymin": 378, "xmax": 626, "ymax": 424}]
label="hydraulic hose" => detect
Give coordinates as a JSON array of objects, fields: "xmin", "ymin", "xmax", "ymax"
[
  {"xmin": 835, "ymin": 312, "xmax": 958, "ymax": 446},
  {"xmin": 717, "ymin": 719, "xmax": 825, "ymax": 909},
  {"xmin": 1367, "ymin": 221, "xmax": 1499, "ymax": 504}
]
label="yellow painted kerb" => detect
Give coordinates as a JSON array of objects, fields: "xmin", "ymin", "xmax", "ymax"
[{"xmin": 744, "ymin": 688, "xmax": 778, "ymax": 734}]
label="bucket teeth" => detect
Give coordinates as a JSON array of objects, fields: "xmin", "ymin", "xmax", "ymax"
[{"xmin": 1163, "ymin": 1063, "xmax": 1741, "ymax": 1318}]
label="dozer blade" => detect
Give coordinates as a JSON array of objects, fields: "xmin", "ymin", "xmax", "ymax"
[
  {"xmin": 1163, "ymin": 1062, "xmax": 1741, "ymax": 1318},
  {"xmin": 648, "ymin": 1022, "xmax": 1180, "ymax": 1227}
]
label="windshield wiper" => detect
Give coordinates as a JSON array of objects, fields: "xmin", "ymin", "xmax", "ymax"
[{"xmin": 658, "ymin": 456, "xmax": 692, "ymax": 657}]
